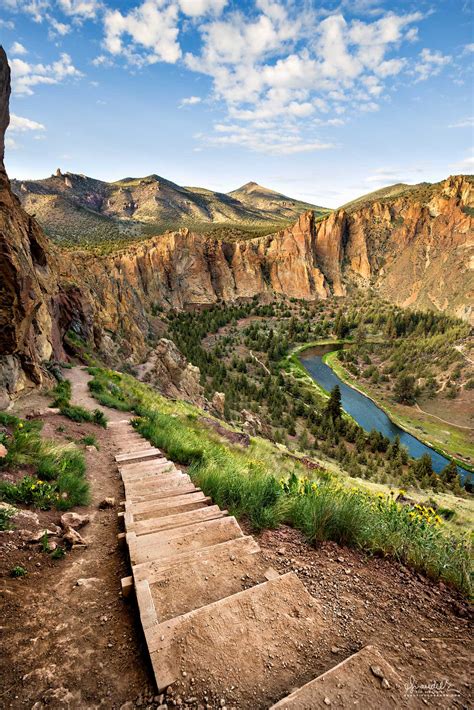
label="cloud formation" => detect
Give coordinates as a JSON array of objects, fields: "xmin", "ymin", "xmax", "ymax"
[{"xmin": 10, "ymin": 53, "xmax": 82, "ymax": 95}]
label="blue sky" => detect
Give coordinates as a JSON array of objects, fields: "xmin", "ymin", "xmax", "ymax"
[{"xmin": 1, "ymin": 0, "xmax": 473, "ymax": 206}]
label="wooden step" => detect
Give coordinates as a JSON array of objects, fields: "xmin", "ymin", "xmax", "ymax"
[
  {"xmin": 127, "ymin": 516, "xmax": 243, "ymax": 564},
  {"xmin": 126, "ymin": 492, "xmax": 211, "ymax": 520},
  {"xmin": 146, "ymin": 573, "xmax": 323, "ymax": 696},
  {"xmin": 128, "ymin": 484, "xmax": 201, "ymax": 504},
  {"xmin": 124, "ymin": 474, "xmax": 192, "ymax": 496},
  {"xmin": 132, "ymin": 535, "xmax": 260, "ymax": 582},
  {"xmin": 115, "ymin": 448, "xmax": 162, "ymax": 464},
  {"xmin": 121, "ymin": 468, "xmax": 183, "ymax": 485},
  {"xmin": 118, "ymin": 459, "xmax": 174, "ymax": 476},
  {"xmin": 143, "ymin": 544, "xmax": 278, "ymax": 623},
  {"xmin": 125, "ymin": 504, "xmax": 226, "ymax": 535},
  {"xmin": 270, "ymin": 645, "xmax": 408, "ymax": 709}
]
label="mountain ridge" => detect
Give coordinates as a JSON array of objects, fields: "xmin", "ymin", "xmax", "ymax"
[{"xmin": 11, "ymin": 170, "xmax": 329, "ymax": 246}]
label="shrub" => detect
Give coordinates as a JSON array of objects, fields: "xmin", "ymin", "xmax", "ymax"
[
  {"xmin": 51, "ymin": 545, "xmax": 66, "ymax": 559},
  {"xmin": 51, "ymin": 380, "xmax": 72, "ymax": 408},
  {"xmin": 10, "ymin": 566, "xmax": 27, "ymax": 578},
  {"xmin": 0, "ymin": 505, "xmax": 16, "ymax": 531}
]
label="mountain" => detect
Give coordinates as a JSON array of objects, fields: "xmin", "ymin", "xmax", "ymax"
[
  {"xmin": 11, "ymin": 171, "xmax": 330, "ymax": 247},
  {"xmin": 1, "ymin": 47, "xmax": 473, "ymax": 408}
]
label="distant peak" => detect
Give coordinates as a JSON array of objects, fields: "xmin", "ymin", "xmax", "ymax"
[{"xmin": 232, "ymin": 181, "xmax": 273, "ymax": 194}]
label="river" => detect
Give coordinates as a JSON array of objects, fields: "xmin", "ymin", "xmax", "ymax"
[{"xmin": 299, "ymin": 344, "xmax": 471, "ymax": 479}]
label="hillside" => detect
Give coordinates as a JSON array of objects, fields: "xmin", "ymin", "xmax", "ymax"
[{"xmin": 11, "ymin": 171, "xmax": 330, "ymax": 246}]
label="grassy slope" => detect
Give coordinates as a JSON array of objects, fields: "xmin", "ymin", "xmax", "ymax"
[{"xmin": 87, "ymin": 367, "xmax": 472, "ymax": 594}]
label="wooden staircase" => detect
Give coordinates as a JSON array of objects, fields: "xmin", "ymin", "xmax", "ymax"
[{"xmin": 111, "ymin": 419, "xmax": 416, "ymax": 709}]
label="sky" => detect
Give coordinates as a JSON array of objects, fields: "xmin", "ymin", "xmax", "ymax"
[{"xmin": 1, "ymin": 0, "xmax": 473, "ymax": 207}]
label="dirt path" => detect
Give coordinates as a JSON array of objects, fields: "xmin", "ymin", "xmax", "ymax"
[
  {"xmin": 0, "ymin": 370, "xmax": 156, "ymax": 709},
  {"xmin": 414, "ymin": 402, "xmax": 473, "ymax": 430}
]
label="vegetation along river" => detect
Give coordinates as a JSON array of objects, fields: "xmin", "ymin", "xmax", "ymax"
[{"xmin": 300, "ymin": 344, "xmax": 471, "ymax": 479}]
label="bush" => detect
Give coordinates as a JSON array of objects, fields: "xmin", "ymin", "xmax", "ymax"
[
  {"xmin": 10, "ymin": 566, "xmax": 27, "ymax": 577},
  {"xmin": 51, "ymin": 380, "xmax": 72, "ymax": 408},
  {"xmin": 0, "ymin": 505, "xmax": 16, "ymax": 531}
]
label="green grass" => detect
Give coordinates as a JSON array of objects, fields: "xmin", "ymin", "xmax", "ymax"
[
  {"xmin": 50, "ymin": 380, "xmax": 108, "ymax": 428},
  {"xmin": 88, "ymin": 367, "xmax": 472, "ymax": 594},
  {"xmin": 0, "ymin": 414, "xmax": 90, "ymax": 510},
  {"xmin": 10, "ymin": 565, "xmax": 27, "ymax": 578}
]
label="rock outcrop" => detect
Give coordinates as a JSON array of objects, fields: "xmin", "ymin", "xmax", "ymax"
[
  {"xmin": 136, "ymin": 338, "xmax": 205, "ymax": 407},
  {"xmin": 0, "ymin": 47, "xmax": 92, "ymax": 407}
]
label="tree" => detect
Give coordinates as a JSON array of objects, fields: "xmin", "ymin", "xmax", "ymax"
[
  {"xmin": 324, "ymin": 385, "xmax": 342, "ymax": 421},
  {"xmin": 393, "ymin": 374, "xmax": 416, "ymax": 405},
  {"xmin": 440, "ymin": 460, "xmax": 458, "ymax": 486},
  {"xmin": 354, "ymin": 323, "xmax": 367, "ymax": 347}
]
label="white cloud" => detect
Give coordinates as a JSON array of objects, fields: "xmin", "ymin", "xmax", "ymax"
[
  {"xmin": 9, "ymin": 114, "xmax": 46, "ymax": 132},
  {"xmin": 205, "ymin": 121, "xmax": 334, "ymax": 155},
  {"xmin": 10, "ymin": 53, "xmax": 82, "ymax": 95},
  {"xmin": 103, "ymin": 0, "xmax": 181, "ymax": 65},
  {"xmin": 414, "ymin": 48, "xmax": 451, "ymax": 82},
  {"xmin": 48, "ymin": 18, "xmax": 71, "ymax": 37},
  {"xmin": 58, "ymin": 0, "xmax": 101, "ymax": 18},
  {"xmin": 183, "ymin": 5, "xmax": 424, "ymax": 153},
  {"xmin": 178, "ymin": 0, "xmax": 227, "ymax": 17},
  {"xmin": 0, "ymin": 19, "xmax": 15, "ymax": 29},
  {"xmin": 448, "ymin": 118, "xmax": 474, "ymax": 129},
  {"xmin": 462, "ymin": 43, "xmax": 474, "ymax": 55},
  {"xmin": 10, "ymin": 41, "xmax": 27, "ymax": 55},
  {"xmin": 179, "ymin": 95, "xmax": 202, "ymax": 107},
  {"xmin": 3, "ymin": 0, "xmax": 50, "ymax": 23}
]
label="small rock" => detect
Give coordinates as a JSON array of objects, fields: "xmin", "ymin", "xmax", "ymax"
[
  {"xmin": 324, "ymin": 698, "xmax": 331, "ymax": 706},
  {"xmin": 370, "ymin": 665, "xmax": 385, "ymax": 680},
  {"xmin": 0, "ymin": 443, "xmax": 7, "ymax": 458},
  {"xmin": 99, "ymin": 497, "xmax": 115, "ymax": 509},
  {"xmin": 75, "ymin": 577, "xmax": 99, "ymax": 588},
  {"xmin": 63, "ymin": 526, "xmax": 87, "ymax": 546},
  {"xmin": 331, "ymin": 646, "xmax": 340, "ymax": 654},
  {"xmin": 381, "ymin": 678, "xmax": 390, "ymax": 689},
  {"xmin": 120, "ymin": 703, "xmax": 134, "ymax": 710},
  {"xmin": 86, "ymin": 445, "xmax": 96, "ymax": 452},
  {"xmin": 60, "ymin": 512, "xmax": 90, "ymax": 530},
  {"xmin": 28, "ymin": 529, "xmax": 60, "ymax": 543}
]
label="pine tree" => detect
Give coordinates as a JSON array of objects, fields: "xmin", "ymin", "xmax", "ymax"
[{"xmin": 324, "ymin": 385, "xmax": 342, "ymax": 421}]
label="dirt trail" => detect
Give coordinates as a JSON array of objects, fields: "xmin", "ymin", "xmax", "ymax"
[{"xmin": 0, "ymin": 369, "xmax": 155, "ymax": 709}]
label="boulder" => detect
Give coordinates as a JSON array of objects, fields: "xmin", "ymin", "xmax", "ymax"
[
  {"xmin": 211, "ymin": 391, "xmax": 226, "ymax": 417},
  {"xmin": 0, "ymin": 443, "xmax": 7, "ymax": 458},
  {"xmin": 136, "ymin": 339, "xmax": 205, "ymax": 407}
]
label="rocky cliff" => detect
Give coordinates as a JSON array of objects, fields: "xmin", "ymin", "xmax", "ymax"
[{"xmin": 0, "ymin": 48, "xmax": 93, "ymax": 406}]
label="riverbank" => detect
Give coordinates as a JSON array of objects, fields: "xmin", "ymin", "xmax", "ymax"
[{"xmin": 321, "ymin": 346, "xmax": 473, "ymax": 474}]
